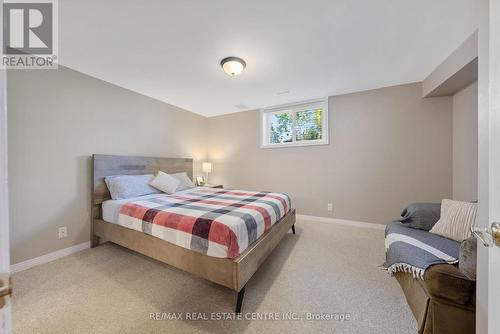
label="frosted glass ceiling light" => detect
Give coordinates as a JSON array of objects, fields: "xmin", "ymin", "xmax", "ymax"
[{"xmin": 221, "ymin": 57, "xmax": 246, "ymax": 76}]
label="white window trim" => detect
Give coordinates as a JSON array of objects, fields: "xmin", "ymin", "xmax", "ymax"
[{"xmin": 260, "ymin": 98, "xmax": 329, "ymax": 149}]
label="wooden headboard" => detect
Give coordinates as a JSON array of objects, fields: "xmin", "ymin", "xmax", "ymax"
[{"xmin": 92, "ymin": 154, "xmax": 193, "ymax": 206}]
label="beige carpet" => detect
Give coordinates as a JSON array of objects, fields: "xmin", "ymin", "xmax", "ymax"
[{"xmin": 12, "ymin": 219, "xmax": 417, "ymax": 334}]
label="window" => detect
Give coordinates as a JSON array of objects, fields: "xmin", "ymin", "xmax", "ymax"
[{"xmin": 260, "ymin": 98, "xmax": 329, "ymax": 148}]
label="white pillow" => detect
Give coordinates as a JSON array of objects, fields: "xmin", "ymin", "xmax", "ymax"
[
  {"xmin": 105, "ymin": 174, "xmax": 160, "ymax": 200},
  {"xmin": 171, "ymin": 172, "xmax": 195, "ymax": 187},
  {"xmin": 430, "ymin": 199, "xmax": 478, "ymax": 242},
  {"xmin": 149, "ymin": 171, "xmax": 181, "ymax": 194}
]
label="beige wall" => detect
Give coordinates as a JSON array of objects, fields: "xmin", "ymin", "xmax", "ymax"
[
  {"xmin": 8, "ymin": 66, "xmax": 207, "ymax": 264},
  {"xmin": 207, "ymin": 83, "xmax": 453, "ymax": 224},
  {"xmin": 452, "ymin": 81, "xmax": 478, "ymax": 201}
]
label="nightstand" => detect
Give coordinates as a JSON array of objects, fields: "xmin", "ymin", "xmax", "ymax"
[{"xmin": 203, "ymin": 184, "xmax": 223, "ymax": 188}]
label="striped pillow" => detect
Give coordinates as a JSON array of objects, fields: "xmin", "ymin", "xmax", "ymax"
[{"xmin": 430, "ymin": 199, "xmax": 478, "ymax": 242}]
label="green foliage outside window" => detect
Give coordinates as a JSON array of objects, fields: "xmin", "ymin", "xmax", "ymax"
[
  {"xmin": 296, "ymin": 109, "xmax": 322, "ymax": 141},
  {"xmin": 270, "ymin": 108, "xmax": 323, "ymax": 144},
  {"xmin": 270, "ymin": 112, "xmax": 293, "ymax": 143}
]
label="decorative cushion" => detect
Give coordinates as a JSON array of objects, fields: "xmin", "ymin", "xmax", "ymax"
[
  {"xmin": 105, "ymin": 174, "xmax": 160, "ymax": 200},
  {"xmin": 430, "ymin": 199, "xmax": 478, "ymax": 242},
  {"xmin": 150, "ymin": 171, "xmax": 181, "ymax": 194},
  {"xmin": 170, "ymin": 172, "xmax": 195, "ymax": 191},
  {"xmin": 459, "ymin": 237, "xmax": 477, "ymax": 280},
  {"xmin": 397, "ymin": 202, "xmax": 441, "ymax": 231}
]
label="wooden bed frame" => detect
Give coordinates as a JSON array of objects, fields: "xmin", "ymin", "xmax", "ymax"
[{"xmin": 91, "ymin": 154, "xmax": 296, "ymax": 312}]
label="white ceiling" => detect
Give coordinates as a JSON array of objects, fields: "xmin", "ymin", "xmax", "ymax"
[{"xmin": 60, "ymin": 0, "xmax": 478, "ymax": 117}]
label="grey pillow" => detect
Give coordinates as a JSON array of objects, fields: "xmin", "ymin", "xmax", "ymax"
[
  {"xmin": 396, "ymin": 202, "xmax": 441, "ymax": 231},
  {"xmin": 176, "ymin": 185, "xmax": 196, "ymax": 192},
  {"xmin": 170, "ymin": 172, "xmax": 195, "ymax": 191},
  {"xmin": 105, "ymin": 174, "xmax": 161, "ymax": 200}
]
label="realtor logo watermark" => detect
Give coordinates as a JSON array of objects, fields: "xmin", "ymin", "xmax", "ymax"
[{"xmin": 2, "ymin": 0, "xmax": 58, "ymax": 69}]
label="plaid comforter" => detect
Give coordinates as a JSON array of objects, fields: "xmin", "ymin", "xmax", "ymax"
[{"xmin": 118, "ymin": 187, "xmax": 291, "ymax": 259}]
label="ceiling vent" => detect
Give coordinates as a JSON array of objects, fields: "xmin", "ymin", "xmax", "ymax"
[{"xmin": 234, "ymin": 104, "xmax": 249, "ymax": 110}]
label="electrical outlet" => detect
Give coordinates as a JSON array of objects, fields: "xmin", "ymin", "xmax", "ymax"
[
  {"xmin": 327, "ymin": 203, "xmax": 333, "ymax": 211},
  {"xmin": 58, "ymin": 226, "xmax": 68, "ymax": 239}
]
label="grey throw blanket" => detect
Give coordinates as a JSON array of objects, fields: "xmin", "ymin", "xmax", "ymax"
[{"xmin": 383, "ymin": 222, "xmax": 460, "ymax": 279}]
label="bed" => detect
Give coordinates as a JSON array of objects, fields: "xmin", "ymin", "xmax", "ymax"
[{"xmin": 91, "ymin": 154, "xmax": 296, "ymax": 313}]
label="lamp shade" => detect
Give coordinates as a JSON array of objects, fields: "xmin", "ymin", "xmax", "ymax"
[{"xmin": 202, "ymin": 162, "xmax": 213, "ymax": 173}]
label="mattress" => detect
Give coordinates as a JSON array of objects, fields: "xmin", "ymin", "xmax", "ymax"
[{"xmin": 101, "ymin": 187, "xmax": 291, "ymax": 259}]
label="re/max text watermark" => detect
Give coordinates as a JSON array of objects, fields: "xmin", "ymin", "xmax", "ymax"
[{"xmin": 149, "ymin": 312, "xmax": 352, "ymax": 321}]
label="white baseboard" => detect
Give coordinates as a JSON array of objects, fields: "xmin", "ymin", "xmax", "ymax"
[
  {"xmin": 296, "ymin": 214, "xmax": 386, "ymax": 230},
  {"xmin": 11, "ymin": 241, "xmax": 91, "ymax": 273}
]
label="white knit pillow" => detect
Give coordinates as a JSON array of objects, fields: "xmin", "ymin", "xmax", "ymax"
[
  {"xmin": 149, "ymin": 171, "xmax": 180, "ymax": 194},
  {"xmin": 430, "ymin": 199, "xmax": 477, "ymax": 242}
]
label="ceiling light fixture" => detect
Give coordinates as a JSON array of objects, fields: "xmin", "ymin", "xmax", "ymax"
[{"xmin": 220, "ymin": 57, "xmax": 246, "ymax": 76}]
